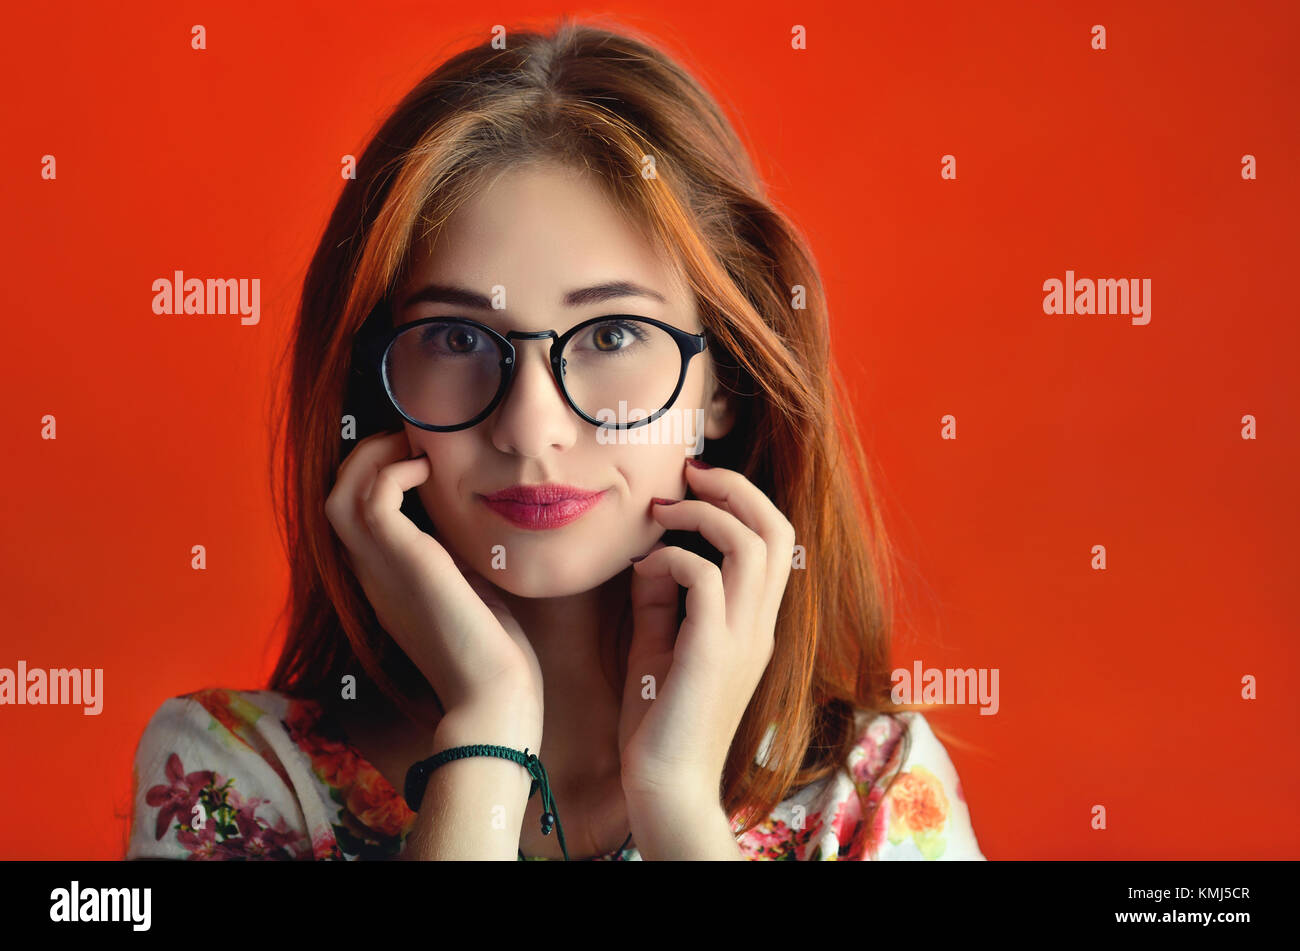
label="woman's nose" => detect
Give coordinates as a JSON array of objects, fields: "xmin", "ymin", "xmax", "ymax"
[{"xmin": 489, "ymin": 340, "xmax": 578, "ymax": 456}]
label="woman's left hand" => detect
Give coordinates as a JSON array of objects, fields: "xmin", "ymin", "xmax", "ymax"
[{"xmin": 617, "ymin": 458, "xmax": 796, "ymax": 811}]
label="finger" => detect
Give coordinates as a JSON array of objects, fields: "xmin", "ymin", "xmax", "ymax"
[
  {"xmin": 354, "ymin": 430, "xmax": 420, "ymax": 501},
  {"xmin": 624, "ymin": 541, "xmax": 676, "ymax": 703},
  {"xmin": 360, "ymin": 453, "xmax": 435, "ymax": 552},
  {"xmin": 631, "ymin": 546, "xmax": 726, "ymax": 661},
  {"xmin": 357, "ymin": 451, "xmax": 506, "ymax": 625},
  {"xmin": 627, "ymin": 541, "xmax": 676, "ymax": 647},
  {"xmin": 649, "ymin": 498, "xmax": 764, "ymax": 632},
  {"xmin": 683, "ymin": 462, "xmax": 796, "ymax": 628},
  {"xmin": 337, "ymin": 430, "xmax": 413, "ymax": 498},
  {"xmin": 325, "ymin": 430, "xmax": 412, "ymax": 547}
]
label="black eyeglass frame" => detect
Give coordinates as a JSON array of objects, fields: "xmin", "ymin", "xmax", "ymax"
[{"xmin": 368, "ymin": 314, "xmax": 709, "ymax": 432}]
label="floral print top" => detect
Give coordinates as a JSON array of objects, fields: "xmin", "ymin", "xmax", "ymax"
[{"xmin": 126, "ymin": 688, "xmax": 985, "ymax": 861}]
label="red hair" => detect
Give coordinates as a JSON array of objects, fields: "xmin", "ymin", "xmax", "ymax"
[{"xmin": 267, "ymin": 16, "xmax": 916, "ymax": 842}]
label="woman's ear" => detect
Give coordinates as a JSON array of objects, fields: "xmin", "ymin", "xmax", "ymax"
[{"xmin": 702, "ymin": 378, "xmax": 736, "ymax": 440}]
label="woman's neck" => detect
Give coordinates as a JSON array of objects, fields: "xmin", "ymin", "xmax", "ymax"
[
  {"xmin": 489, "ymin": 565, "xmax": 635, "ymax": 793},
  {"xmin": 495, "ymin": 564, "xmax": 634, "ymax": 704},
  {"xmin": 344, "ymin": 567, "xmax": 638, "ymax": 803}
]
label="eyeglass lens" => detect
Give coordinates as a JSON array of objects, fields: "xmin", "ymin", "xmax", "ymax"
[{"xmin": 384, "ymin": 318, "xmax": 684, "ymax": 428}]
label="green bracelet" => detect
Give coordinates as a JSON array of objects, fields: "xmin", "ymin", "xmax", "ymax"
[{"xmin": 404, "ymin": 744, "xmax": 569, "ymax": 861}]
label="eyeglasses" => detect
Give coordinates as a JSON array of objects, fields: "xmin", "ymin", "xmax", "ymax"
[{"xmin": 368, "ymin": 314, "xmax": 708, "ymax": 432}]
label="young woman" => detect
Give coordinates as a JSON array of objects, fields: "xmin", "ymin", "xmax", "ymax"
[{"xmin": 127, "ymin": 18, "xmax": 984, "ymax": 861}]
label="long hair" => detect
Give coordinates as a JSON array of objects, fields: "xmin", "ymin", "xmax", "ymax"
[{"xmin": 267, "ymin": 16, "xmax": 914, "ymax": 844}]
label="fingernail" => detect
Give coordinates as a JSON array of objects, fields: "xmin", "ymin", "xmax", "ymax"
[
  {"xmin": 685, "ymin": 458, "xmax": 713, "ymax": 469},
  {"xmin": 651, "ymin": 497, "xmax": 680, "ymax": 506}
]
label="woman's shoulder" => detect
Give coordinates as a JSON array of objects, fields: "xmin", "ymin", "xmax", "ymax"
[
  {"xmin": 135, "ymin": 688, "xmax": 327, "ymax": 770},
  {"xmin": 735, "ymin": 708, "xmax": 986, "ymax": 861},
  {"xmin": 128, "ymin": 687, "xmax": 407, "ymax": 860},
  {"xmin": 139, "ymin": 687, "xmax": 368, "ymax": 759},
  {"xmin": 143, "ymin": 686, "xmax": 325, "ymax": 737},
  {"xmin": 150, "ymin": 685, "xmax": 287, "ymax": 724},
  {"xmin": 127, "ymin": 688, "xmax": 310, "ymax": 859}
]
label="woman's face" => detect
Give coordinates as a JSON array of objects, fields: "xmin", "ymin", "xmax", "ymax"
[{"xmin": 390, "ymin": 161, "xmax": 733, "ymax": 598}]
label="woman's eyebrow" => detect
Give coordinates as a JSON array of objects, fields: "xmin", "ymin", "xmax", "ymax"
[
  {"xmin": 562, "ymin": 280, "xmax": 667, "ymax": 307},
  {"xmin": 398, "ymin": 280, "xmax": 667, "ymax": 313}
]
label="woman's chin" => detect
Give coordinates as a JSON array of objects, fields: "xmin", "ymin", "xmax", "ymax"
[{"xmin": 484, "ymin": 561, "xmax": 622, "ymax": 599}]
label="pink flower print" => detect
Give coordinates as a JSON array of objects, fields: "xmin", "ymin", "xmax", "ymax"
[
  {"xmin": 311, "ymin": 826, "xmax": 342, "ymax": 861},
  {"xmin": 830, "ymin": 795, "xmax": 863, "ymax": 859},
  {"xmin": 176, "ymin": 815, "xmax": 219, "ymax": 859},
  {"xmin": 738, "ymin": 813, "xmax": 820, "ymax": 860},
  {"xmin": 885, "ymin": 766, "xmax": 951, "ymax": 859},
  {"xmin": 236, "ymin": 814, "xmax": 302, "ymax": 859},
  {"xmin": 847, "ymin": 784, "xmax": 889, "ymax": 859},
  {"xmin": 144, "ymin": 753, "xmax": 214, "ymax": 841},
  {"xmin": 739, "ymin": 819, "xmax": 788, "ymax": 859},
  {"xmin": 851, "ymin": 717, "xmax": 903, "ymax": 787},
  {"xmin": 229, "ymin": 789, "xmax": 273, "ymax": 839}
]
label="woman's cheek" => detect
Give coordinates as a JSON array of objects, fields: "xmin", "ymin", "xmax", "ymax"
[{"xmin": 622, "ymin": 448, "xmax": 689, "ymax": 505}]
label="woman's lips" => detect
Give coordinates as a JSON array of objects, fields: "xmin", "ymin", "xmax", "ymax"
[{"xmin": 479, "ymin": 485, "xmax": 607, "ymax": 531}]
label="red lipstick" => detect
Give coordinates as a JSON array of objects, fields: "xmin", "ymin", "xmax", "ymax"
[{"xmin": 480, "ymin": 484, "xmax": 607, "ymax": 531}]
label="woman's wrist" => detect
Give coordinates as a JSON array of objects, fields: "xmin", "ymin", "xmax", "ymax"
[{"xmin": 431, "ymin": 703, "xmax": 542, "ymax": 757}]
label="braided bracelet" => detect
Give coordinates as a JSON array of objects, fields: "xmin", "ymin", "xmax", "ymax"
[{"xmin": 404, "ymin": 744, "xmax": 569, "ymax": 861}]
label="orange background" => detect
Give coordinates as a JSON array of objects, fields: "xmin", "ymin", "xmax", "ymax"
[{"xmin": 2, "ymin": 0, "xmax": 1297, "ymax": 860}]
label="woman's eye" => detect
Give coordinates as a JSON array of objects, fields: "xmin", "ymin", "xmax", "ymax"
[
  {"xmin": 420, "ymin": 323, "xmax": 481, "ymax": 354},
  {"xmin": 580, "ymin": 320, "xmax": 650, "ymax": 353},
  {"xmin": 593, "ymin": 325, "xmax": 624, "ymax": 351},
  {"xmin": 445, "ymin": 327, "xmax": 476, "ymax": 352}
]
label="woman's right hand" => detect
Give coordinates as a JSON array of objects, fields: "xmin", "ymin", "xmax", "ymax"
[{"xmin": 324, "ymin": 430, "xmax": 543, "ymax": 730}]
